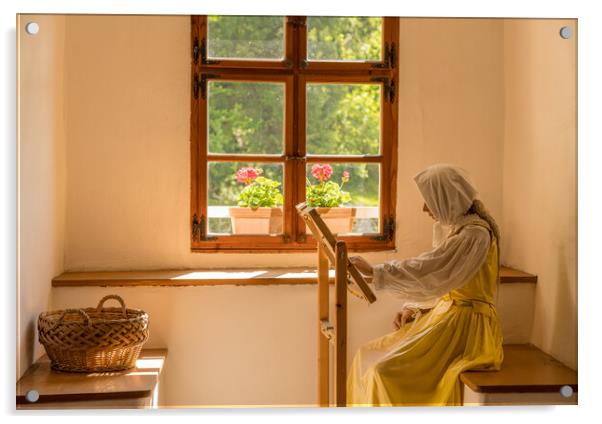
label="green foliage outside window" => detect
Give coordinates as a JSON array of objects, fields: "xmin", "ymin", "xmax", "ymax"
[
  {"xmin": 306, "ymin": 17, "xmax": 382, "ymax": 61},
  {"xmin": 207, "ymin": 16, "xmax": 285, "ymax": 59},
  {"xmin": 206, "ymin": 16, "xmax": 383, "ymax": 233}
]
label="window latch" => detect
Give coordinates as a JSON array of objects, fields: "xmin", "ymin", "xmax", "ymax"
[{"xmin": 284, "ymin": 155, "xmax": 306, "ymax": 162}]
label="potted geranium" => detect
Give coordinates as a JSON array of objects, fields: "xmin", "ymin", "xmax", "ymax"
[
  {"xmin": 306, "ymin": 164, "xmax": 356, "ymax": 234},
  {"xmin": 229, "ymin": 167, "xmax": 284, "ymax": 234}
]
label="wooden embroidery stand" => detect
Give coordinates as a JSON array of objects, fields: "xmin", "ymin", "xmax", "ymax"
[{"xmin": 296, "ymin": 203, "xmax": 377, "ymax": 407}]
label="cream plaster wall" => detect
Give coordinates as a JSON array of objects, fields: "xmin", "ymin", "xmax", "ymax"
[
  {"xmin": 17, "ymin": 15, "xmax": 67, "ymax": 377},
  {"xmin": 50, "ymin": 284, "xmax": 405, "ymax": 406},
  {"xmin": 62, "ymin": 16, "xmax": 505, "ymax": 270},
  {"xmin": 501, "ymin": 19, "xmax": 577, "ymax": 369},
  {"xmin": 396, "ymin": 18, "xmax": 505, "ymax": 258},
  {"xmin": 54, "ymin": 16, "xmax": 507, "ymax": 406}
]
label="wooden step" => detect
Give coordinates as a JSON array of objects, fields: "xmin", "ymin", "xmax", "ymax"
[
  {"xmin": 461, "ymin": 344, "xmax": 577, "ymax": 405},
  {"xmin": 17, "ymin": 349, "xmax": 167, "ymax": 409},
  {"xmin": 498, "ymin": 266, "xmax": 537, "ymax": 284}
]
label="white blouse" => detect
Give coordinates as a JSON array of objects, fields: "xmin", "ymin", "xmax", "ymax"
[{"xmin": 372, "ymin": 216, "xmax": 491, "ymax": 304}]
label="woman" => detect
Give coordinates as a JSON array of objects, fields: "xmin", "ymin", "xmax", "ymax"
[{"xmin": 348, "ymin": 164, "xmax": 503, "ymax": 407}]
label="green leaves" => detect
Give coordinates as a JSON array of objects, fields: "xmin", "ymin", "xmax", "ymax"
[
  {"xmin": 307, "ymin": 17, "xmax": 382, "ymax": 61},
  {"xmin": 207, "ymin": 16, "xmax": 285, "ymax": 59},
  {"xmin": 306, "ymin": 181, "xmax": 351, "ymax": 208},
  {"xmin": 208, "ymin": 81, "xmax": 284, "ymax": 155},
  {"xmin": 306, "ymin": 83, "xmax": 380, "ymax": 156},
  {"xmin": 237, "ymin": 176, "xmax": 284, "ymax": 208}
]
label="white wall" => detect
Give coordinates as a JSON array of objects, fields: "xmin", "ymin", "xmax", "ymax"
[
  {"xmin": 501, "ymin": 19, "xmax": 577, "ymax": 369},
  {"xmin": 17, "ymin": 15, "xmax": 67, "ymax": 378}
]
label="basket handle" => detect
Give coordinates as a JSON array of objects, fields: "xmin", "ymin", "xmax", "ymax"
[
  {"xmin": 51, "ymin": 309, "xmax": 91, "ymax": 330},
  {"xmin": 96, "ymin": 294, "xmax": 127, "ymax": 316}
]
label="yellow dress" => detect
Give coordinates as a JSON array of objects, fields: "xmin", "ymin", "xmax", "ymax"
[{"xmin": 347, "ymin": 221, "xmax": 504, "ymax": 406}]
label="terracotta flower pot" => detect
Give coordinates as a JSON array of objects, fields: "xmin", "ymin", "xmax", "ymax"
[
  {"xmin": 229, "ymin": 207, "xmax": 283, "ymax": 235},
  {"xmin": 314, "ymin": 207, "xmax": 357, "ymax": 234}
]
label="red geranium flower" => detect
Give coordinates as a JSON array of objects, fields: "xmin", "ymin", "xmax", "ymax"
[
  {"xmin": 236, "ymin": 167, "xmax": 261, "ymax": 184},
  {"xmin": 311, "ymin": 164, "xmax": 334, "ymax": 182}
]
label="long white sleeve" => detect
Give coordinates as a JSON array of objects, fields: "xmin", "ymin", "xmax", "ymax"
[{"xmin": 372, "ymin": 225, "xmax": 491, "ymax": 302}]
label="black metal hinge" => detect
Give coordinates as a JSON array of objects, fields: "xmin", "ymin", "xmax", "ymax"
[
  {"xmin": 193, "ymin": 73, "xmax": 220, "ymax": 100},
  {"xmin": 192, "ymin": 37, "xmax": 199, "ymax": 64},
  {"xmin": 192, "ymin": 214, "xmax": 217, "ymax": 242},
  {"xmin": 373, "ymin": 42, "xmax": 390, "ymax": 69},
  {"xmin": 192, "ymin": 213, "xmax": 201, "ymax": 241},
  {"xmin": 372, "ymin": 42, "xmax": 395, "ymax": 69},
  {"xmin": 200, "ymin": 38, "xmax": 220, "ymax": 65},
  {"xmin": 372, "ymin": 215, "xmax": 396, "ymax": 242},
  {"xmin": 193, "ymin": 73, "xmax": 199, "ymax": 99},
  {"xmin": 370, "ymin": 77, "xmax": 395, "ymax": 103}
]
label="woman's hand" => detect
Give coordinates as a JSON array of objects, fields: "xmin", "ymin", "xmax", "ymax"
[
  {"xmin": 393, "ymin": 307, "xmax": 418, "ymax": 330},
  {"xmin": 349, "ymin": 256, "xmax": 374, "ymax": 276}
]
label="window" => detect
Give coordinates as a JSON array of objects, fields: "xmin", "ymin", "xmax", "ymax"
[{"xmin": 191, "ymin": 15, "xmax": 398, "ymax": 252}]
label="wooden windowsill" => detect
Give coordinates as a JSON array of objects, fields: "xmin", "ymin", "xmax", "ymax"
[{"xmin": 52, "ymin": 266, "xmax": 537, "ymax": 288}]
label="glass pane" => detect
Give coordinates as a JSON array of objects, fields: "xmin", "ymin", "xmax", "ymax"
[
  {"xmin": 207, "ymin": 16, "xmax": 285, "ymax": 60},
  {"xmin": 307, "ymin": 17, "xmax": 382, "ymax": 61},
  {"xmin": 305, "ymin": 163, "xmax": 379, "ymax": 235},
  {"xmin": 306, "ymin": 83, "xmax": 380, "ymax": 155},
  {"xmin": 208, "ymin": 81, "xmax": 284, "ymax": 154},
  {"xmin": 208, "ymin": 162, "xmax": 284, "ymax": 235}
]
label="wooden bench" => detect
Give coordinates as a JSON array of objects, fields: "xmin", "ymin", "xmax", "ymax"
[
  {"xmin": 461, "ymin": 344, "xmax": 577, "ymax": 405},
  {"xmin": 16, "ymin": 349, "xmax": 167, "ymax": 409}
]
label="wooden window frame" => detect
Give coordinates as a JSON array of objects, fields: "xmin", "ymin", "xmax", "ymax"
[{"xmin": 191, "ymin": 15, "xmax": 399, "ymax": 252}]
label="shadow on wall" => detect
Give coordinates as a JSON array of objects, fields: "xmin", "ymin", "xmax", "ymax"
[
  {"xmin": 549, "ymin": 245, "xmax": 578, "ymax": 369},
  {"xmin": 23, "ymin": 320, "xmax": 35, "ymax": 371}
]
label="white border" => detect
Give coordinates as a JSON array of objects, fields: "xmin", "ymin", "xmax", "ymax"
[{"xmin": 3, "ymin": 1, "xmax": 600, "ymax": 423}]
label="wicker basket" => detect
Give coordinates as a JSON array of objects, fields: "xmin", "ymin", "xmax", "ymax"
[{"xmin": 38, "ymin": 294, "xmax": 149, "ymax": 372}]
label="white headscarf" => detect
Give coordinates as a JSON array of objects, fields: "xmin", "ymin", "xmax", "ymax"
[
  {"xmin": 371, "ymin": 164, "xmax": 501, "ymax": 303},
  {"xmin": 413, "ymin": 164, "xmax": 477, "ymax": 226}
]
